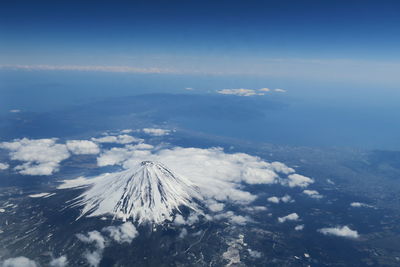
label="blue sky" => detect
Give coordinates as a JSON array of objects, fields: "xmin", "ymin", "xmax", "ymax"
[{"xmin": 1, "ymin": 0, "xmax": 400, "ymax": 86}]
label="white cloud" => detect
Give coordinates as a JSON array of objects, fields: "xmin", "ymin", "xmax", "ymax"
[
  {"xmin": 270, "ymin": 162, "xmax": 295, "ymax": 174},
  {"xmin": 0, "ymin": 138, "xmax": 70, "ymax": 175},
  {"xmin": 267, "ymin": 194, "xmax": 293, "ymax": 204},
  {"xmin": 294, "ymin": 224, "xmax": 304, "ymax": 231},
  {"xmin": 66, "ymin": 140, "xmax": 100, "ymax": 155},
  {"xmin": 178, "ymin": 228, "xmax": 188, "ymax": 238},
  {"xmin": 248, "ymin": 249, "xmax": 262, "ymax": 258},
  {"xmin": 326, "ymin": 178, "xmax": 335, "ymax": 185},
  {"xmin": 284, "ymin": 174, "xmax": 314, "ymax": 188},
  {"xmin": 0, "ymin": 163, "xmax": 9, "ymax": 170},
  {"xmin": 208, "ymin": 202, "xmax": 225, "ymax": 212},
  {"xmin": 350, "ymin": 202, "xmax": 373, "ymax": 208},
  {"xmin": 216, "ymin": 88, "xmax": 265, "ymax": 96},
  {"xmin": 267, "ymin": 196, "xmax": 280, "ymax": 204},
  {"xmin": 216, "ymin": 87, "xmax": 286, "ymax": 96},
  {"xmin": 174, "ymin": 214, "xmax": 186, "ymax": 225},
  {"xmin": 214, "ymin": 211, "xmax": 250, "ymax": 225},
  {"xmin": 102, "ymin": 222, "xmax": 138, "ymax": 244},
  {"xmin": 281, "ymin": 194, "xmax": 294, "ymax": 203},
  {"xmin": 1, "ymin": 257, "xmax": 37, "ymax": 267},
  {"xmin": 76, "ymin": 231, "xmax": 106, "ymax": 267},
  {"xmin": 142, "ymin": 128, "xmax": 171, "ymax": 136},
  {"xmin": 76, "ymin": 231, "xmax": 106, "ymax": 250},
  {"xmin": 49, "ymin": 256, "xmax": 68, "ymax": 267},
  {"xmin": 96, "ymin": 146, "xmax": 152, "ymax": 167},
  {"xmin": 9, "ymin": 109, "xmax": 21, "ymax": 113},
  {"xmin": 278, "ymin": 213, "xmax": 299, "ymax": 223},
  {"xmin": 318, "ymin": 226, "xmax": 359, "ymax": 239},
  {"xmin": 91, "ymin": 134, "xmax": 143, "ymax": 144},
  {"xmin": 242, "ymin": 206, "xmax": 267, "ymax": 212},
  {"xmin": 184, "ymin": 87, "xmax": 194, "ymax": 91},
  {"xmin": 303, "ymin": 190, "xmax": 323, "ymax": 199},
  {"xmin": 83, "ymin": 251, "xmax": 102, "ymax": 267}
]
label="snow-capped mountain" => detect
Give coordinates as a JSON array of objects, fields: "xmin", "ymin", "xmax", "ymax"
[{"xmin": 69, "ymin": 161, "xmax": 201, "ymax": 224}]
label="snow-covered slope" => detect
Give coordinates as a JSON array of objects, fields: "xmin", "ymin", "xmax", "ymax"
[{"xmin": 70, "ymin": 161, "xmax": 200, "ymax": 224}]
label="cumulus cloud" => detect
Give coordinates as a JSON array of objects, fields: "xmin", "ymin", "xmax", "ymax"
[
  {"xmin": 0, "ymin": 138, "xmax": 70, "ymax": 175},
  {"xmin": 303, "ymin": 190, "xmax": 323, "ymax": 199},
  {"xmin": 76, "ymin": 231, "xmax": 106, "ymax": 267},
  {"xmin": 76, "ymin": 230, "xmax": 106, "ymax": 250},
  {"xmin": 268, "ymin": 194, "xmax": 294, "ymax": 204},
  {"xmin": 284, "ymin": 174, "xmax": 314, "ymax": 188},
  {"xmin": 248, "ymin": 249, "xmax": 262, "ymax": 258},
  {"xmin": 9, "ymin": 109, "xmax": 21, "ymax": 113},
  {"xmin": 142, "ymin": 128, "xmax": 171, "ymax": 136},
  {"xmin": 91, "ymin": 135, "xmax": 143, "ymax": 144},
  {"xmin": 1, "ymin": 257, "xmax": 37, "ymax": 267},
  {"xmin": 0, "ymin": 163, "xmax": 9, "ymax": 170},
  {"xmin": 267, "ymin": 196, "xmax": 280, "ymax": 204},
  {"xmin": 274, "ymin": 88, "xmax": 287, "ymax": 92},
  {"xmin": 83, "ymin": 251, "xmax": 102, "ymax": 267},
  {"xmin": 350, "ymin": 202, "xmax": 373, "ymax": 208},
  {"xmin": 49, "ymin": 256, "xmax": 68, "ymax": 267},
  {"xmin": 178, "ymin": 228, "xmax": 188, "ymax": 238},
  {"xmin": 214, "ymin": 211, "xmax": 250, "ymax": 225},
  {"xmin": 278, "ymin": 213, "xmax": 299, "ymax": 223},
  {"xmin": 318, "ymin": 226, "xmax": 359, "ymax": 239},
  {"xmin": 294, "ymin": 224, "xmax": 304, "ymax": 231},
  {"xmin": 76, "ymin": 224, "xmax": 139, "ymax": 266},
  {"xmin": 96, "ymin": 145, "xmax": 152, "ymax": 167},
  {"xmin": 102, "ymin": 222, "xmax": 138, "ymax": 244},
  {"xmin": 208, "ymin": 202, "xmax": 225, "ymax": 212},
  {"xmin": 66, "ymin": 140, "xmax": 100, "ymax": 155}
]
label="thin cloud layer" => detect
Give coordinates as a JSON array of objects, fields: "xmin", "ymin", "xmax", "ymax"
[
  {"xmin": 318, "ymin": 226, "xmax": 359, "ymax": 239},
  {"xmin": 0, "ymin": 64, "xmax": 175, "ymax": 74}
]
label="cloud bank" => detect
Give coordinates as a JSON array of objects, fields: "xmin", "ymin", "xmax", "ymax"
[{"xmin": 0, "ymin": 64, "xmax": 175, "ymax": 74}]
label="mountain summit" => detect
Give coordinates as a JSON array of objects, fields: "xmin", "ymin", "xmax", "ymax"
[{"xmin": 73, "ymin": 161, "xmax": 200, "ymax": 224}]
